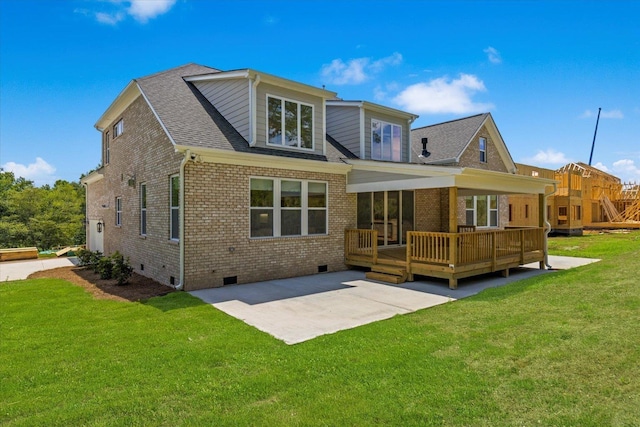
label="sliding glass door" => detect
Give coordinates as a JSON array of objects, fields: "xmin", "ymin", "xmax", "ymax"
[{"xmin": 357, "ymin": 191, "xmax": 414, "ymax": 246}]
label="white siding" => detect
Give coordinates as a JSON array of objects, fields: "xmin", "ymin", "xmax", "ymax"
[
  {"xmin": 194, "ymin": 79, "xmax": 250, "ymax": 140},
  {"xmin": 326, "ymin": 106, "xmax": 361, "ymax": 158}
]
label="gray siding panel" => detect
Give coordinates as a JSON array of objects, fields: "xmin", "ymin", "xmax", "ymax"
[
  {"xmin": 194, "ymin": 80, "xmax": 250, "ymax": 140},
  {"xmin": 326, "ymin": 106, "xmax": 361, "ymax": 158}
]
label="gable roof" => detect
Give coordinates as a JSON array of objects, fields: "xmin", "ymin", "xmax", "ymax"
[
  {"xmin": 99, "ymin": 63, "xmax": 348, "ymax": 164},
  {"xmin": 410, "ymin": 113, "xmax": 516, "ymax": 173}
]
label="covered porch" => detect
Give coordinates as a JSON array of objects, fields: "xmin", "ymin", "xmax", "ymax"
[{"xmin": 343, "ymin": 160, "xmax": 556, "ymax": 289}]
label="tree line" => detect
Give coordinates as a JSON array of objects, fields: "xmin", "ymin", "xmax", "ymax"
[{"xmin": 0, "ymin": 170, "xmax": 85, "ymax": 250}]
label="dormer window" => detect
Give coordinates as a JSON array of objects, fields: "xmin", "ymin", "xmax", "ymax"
[
  {"xmin": 479, "ymin": 137, "xmax": 487, "ymax": 163},
  {"xmin": 267, "ymin": 95, "xmax": 313, "ymax": 150},
  {"xmin": 372, "ymin": 119, "xmax": 402, "ymax": 161},
  {"xmin": 113, "ymin": 119, "xmax": 124, "ymax": 138}
]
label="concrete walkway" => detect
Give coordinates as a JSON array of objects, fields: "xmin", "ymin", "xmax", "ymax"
[
  {"xmin": 0, "ymin": 257, "xmax": 78, "ymax": 281},
  {"xmin": 191, "ymin": 255, "xmax": 600, "ymax": 345}
]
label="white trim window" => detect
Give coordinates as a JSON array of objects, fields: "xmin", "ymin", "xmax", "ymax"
[
  {"xmin": 113, "ymin": 119, "xmax": 123, "ymax": 138},
  {"xmin": 267, "ymin": 95, "xmax": 314, "ymax": 150},
  {"xmin": 140, "ymin": 183, "xmax": 147, "ymax": 236},
  {"xmin": 104, "ymin": 131, "xmax": 110, "ymax": 165},
  {"xmin": 479, "ymin": 137, "xmax": 487, "ymax": 163},
  {"xmin": 115, "ymin": 197, "xmax": 122, "ymax": 226},
  {"xmin": 250, "ymin": 177, "xmax": 327, "ymax": 238},
  {"xmin": 465, "ymin": 195, "xmax": 498, "ymax": 228},
  {"xmin": 170, "ymin": 175, "xmax": 179, "ymax": 241},
  {"xmin": 371, "ymin": 119, "xmax": 402, "ymax": 162}
]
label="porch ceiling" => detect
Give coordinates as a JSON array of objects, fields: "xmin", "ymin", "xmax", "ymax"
[{"xmin": 345, "ymin": 162, "xmax": 556, "ymax": 195}]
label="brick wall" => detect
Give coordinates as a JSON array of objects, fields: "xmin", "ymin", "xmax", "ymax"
[
  {"xmin": 182, "ymin": 162, "xmax": 356, "ymax": 290},
  {"xmin": 86, "ymin": 95, "xmax": 182, "ymax": 287},
  {"xmin": 458, "ymin": 124, "xmax": 509, "ymax": 172}
]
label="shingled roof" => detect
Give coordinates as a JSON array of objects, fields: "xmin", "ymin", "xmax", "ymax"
[
  {"xmin": 410, "ymin": 113, "xmax": 491, "ymax": 165},
  {"xmin": 135, "ymin": 63, "xmax": 348, "ymax": 163}
]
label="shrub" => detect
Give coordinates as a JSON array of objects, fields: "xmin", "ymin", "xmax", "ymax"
[
  {"xmin": 97, "ymin": 256, "xmax": 113, "ymax": 280},
  {"xmin": 110, "ymin": 251, "xmax": 133, "ymax": 285},
  {"xmin": 77, "ymin": 249, "xmax": 102, "ymax": 270}
]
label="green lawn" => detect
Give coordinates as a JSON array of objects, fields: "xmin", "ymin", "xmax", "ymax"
[{"xmin": 2, "ymin": 232, "xmax": 639, "ymax": 426}]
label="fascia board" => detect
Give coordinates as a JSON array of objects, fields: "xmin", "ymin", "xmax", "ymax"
[
  {"xmin": 94, "ymin": 81, "xmax": 140, "ymax": 131},
  {"xmin": 347, "ymin": 159, "xmax": 462, "ymax": 176},
  {"xmin": 187, "ymin": 69, "xmax": 337, "ymax": 99},
  {"xmin": 184, "ymin": 70, "xmax": 249, "ymax": 82},
  {"xmin": 81, "ymin": 171, "xmax": 104, "ymax": 185},
  {"xmin": 457, "ymin": 168, "xmax": 557, "ymax": 194},
  {"xmin": 174, "ymin": 145, "xmax": 351, "ymax": 175},
  {"xmin": 327, "ymin": 100, "xmax": 418, "ymax": 121},
  {"xmin": 347, "ymin": 175, "xmax": 455, "ymax": 193}
]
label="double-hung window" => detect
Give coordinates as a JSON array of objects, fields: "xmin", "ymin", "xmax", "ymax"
[
  {"xmin": 115, "ymin": 197, "xmax": 122, "ymax": 226},
  {"xmin": 267, "ymin": 95, "xmax": 313, "ymax": 149},
  {"xmin": 465, "ymin": 195, "xmax": 498, "ymax": 228},
  {"xmin": 140, "ymin": 183, "xmax": 147, "ymax": 236},
  {"xmin": 113, "ymin": 119, "xmax": 123, "ymax": 138},
  {"xmin": 479, "ymin": 137, "xmax": 487, "ymax": 163},
  {"xmin": 250, "ymin": 178, "xmax": 327, "ymax": 238},
  {"xmin": 170, "ymin": 175, "xmax": 179, "ymax": 241},
  {"xmin": 371, "ymin": 119, "xmax": 402, "ymax": 161}
]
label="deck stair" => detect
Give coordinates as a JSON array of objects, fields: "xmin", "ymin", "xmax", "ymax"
[{"xmin": 365, "ymin": 263, "xmax": 408, "ymax": 284}]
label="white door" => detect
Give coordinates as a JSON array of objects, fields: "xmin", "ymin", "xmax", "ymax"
[{"xmin": 88, "ymin": 220, "xmax": 104, "ymax": 253}]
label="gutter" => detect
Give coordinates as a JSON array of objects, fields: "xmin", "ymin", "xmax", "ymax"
[
  {"xmin": 543, "ymin": 181, "xmax": 558, "ymax": 269},
  {"xmin": 176, "ymin": 149, "xmax": 193, "ymax": 290}
]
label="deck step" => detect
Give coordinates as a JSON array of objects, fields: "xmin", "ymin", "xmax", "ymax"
[
  {"xmin": 365, "ymin": 271, "xmax": 406, "ymax": 284},
  {"xmin": 371, "ymin": 264, "xmax": 407, "ymax": 276}
]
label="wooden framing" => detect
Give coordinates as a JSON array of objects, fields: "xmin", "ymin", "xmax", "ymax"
[{"xmin": 345, "ymin": 227, "xmax": 545, "ymax": 289}]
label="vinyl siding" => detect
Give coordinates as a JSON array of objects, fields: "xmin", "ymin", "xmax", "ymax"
[
  {"xmin": 255, "ymin": 82, "xmax": 325, "ymax": 156},
  {"xmin": 326, "ymin": 105, "xmax": 361, "ymax": 158},
  {"xmin": 194, "ymin": 79, "xmax": 250, "ymax": 140}
]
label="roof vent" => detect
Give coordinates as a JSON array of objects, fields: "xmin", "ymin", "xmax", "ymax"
[{"xmin": 420, "ymin": 138, "xmax": 431, "ymax": 158}]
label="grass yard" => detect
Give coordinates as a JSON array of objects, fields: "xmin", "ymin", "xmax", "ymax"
[{"xmin": 2, "ymin": 232, "xmax": 639, "ymax": 426}]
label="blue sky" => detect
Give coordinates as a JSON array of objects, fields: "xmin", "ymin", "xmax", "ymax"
[{"xmin": 1, "ymin": 0, "xmax": 639, "ymax": 186}]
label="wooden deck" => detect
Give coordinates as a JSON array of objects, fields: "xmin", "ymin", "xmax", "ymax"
[{"xmin": 345, "ymin": 228, "xmax": 546, "ymax": 289}]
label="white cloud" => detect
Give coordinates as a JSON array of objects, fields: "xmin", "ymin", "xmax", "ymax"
[
  {"xmin": 79, "ymin": 0, "xmax": 176, "ymax": 25},
  {"xmin": 484, "ymin": 46, "xmax": 502, "ymax": 64},
  {"xmin": 522, "ymin": 148, "xmax": 571, "ymax": 166},
  {"xmin": 321, "ymin": 53, "xmax": 402, "ymax": 85},
  {"xmin": 2, "ymin": 158, "xmax": 57, "ymax": 186},
  {"xmin": 580, "ymin": 109, "xmax": 624, "ymax": 119},
  {"xmin": 95, "ymin": 11, "xmax": 125, "ymax": 25},
  {"xmin": 393, "ymin": 73, "xmax": 494, "ymax": 114},
  {"xmin": 592, "ymin": 162, "xmax": 611, "ymax": 173},
  {"xmin": 612, "ymin": 159, "xmax": 640, "ymax": 182}
]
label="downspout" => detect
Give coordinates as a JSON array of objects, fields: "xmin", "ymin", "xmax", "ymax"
[
  {"xmin": 176, "ymin": 149, "xmax": 192, "ymax": 290},
  {"xmin": 248, "ymin": 74, "xmax": 261, "ymax": 146},
  {"xmin": 544, "ymin": 181, "xmax": 558, "ymax": 269},
  {"xmin": 82, "ymin": 182, "xmax": 89, "ymax": 251}
]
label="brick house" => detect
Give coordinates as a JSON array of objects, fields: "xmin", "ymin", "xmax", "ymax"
[{"xmin": 82, "ymin": 64, "xmax": 554, "ymax": 291}]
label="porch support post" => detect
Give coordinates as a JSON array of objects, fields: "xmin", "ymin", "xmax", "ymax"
[
  {"xmin": 539, "ymin": 193, "xmax": 546, "ymax": 269},
  {"xmin": 448, "ymin": 187, "xmax": 458, "ymax": 233}
]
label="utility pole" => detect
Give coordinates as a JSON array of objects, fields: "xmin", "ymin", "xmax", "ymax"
[{"xmin": 588, "ymin": 107, "xmax": 601, "ymax": 166}]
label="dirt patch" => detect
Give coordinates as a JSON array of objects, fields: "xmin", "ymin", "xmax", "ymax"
[{"xmin": 28, "ymin": 266, "xmax": 175, "ymax": 302}]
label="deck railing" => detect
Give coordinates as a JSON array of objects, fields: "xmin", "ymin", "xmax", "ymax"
[
  {"xmin": 345, "ymin": 229, "xmax": 378, "ymax": 264},
  {"xmin": 406, "ymin": 228, "xmax": 545, "ymax": 266}
]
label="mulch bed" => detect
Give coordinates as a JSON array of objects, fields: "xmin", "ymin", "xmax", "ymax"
[{"xmin": 27, "ymin": 266, "xmax": 175, "ymax": 302}]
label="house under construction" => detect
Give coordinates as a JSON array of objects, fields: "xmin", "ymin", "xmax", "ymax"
[{"xmin": 509, "ymin": 162, "xmax": 640, "ymax": 235}]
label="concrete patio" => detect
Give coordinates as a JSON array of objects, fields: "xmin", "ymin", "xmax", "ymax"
[{"xmin": 190, "ymin": 255, "xmax": 599, "ymax": 344}]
